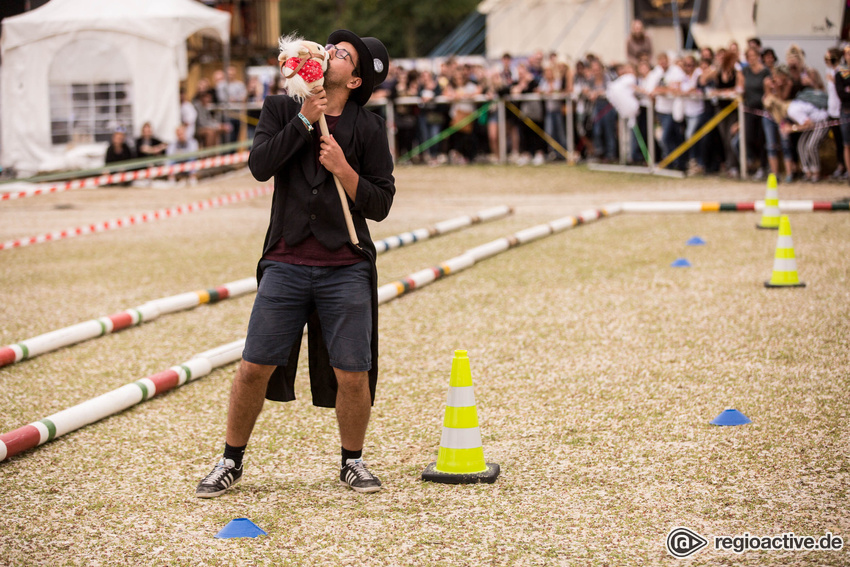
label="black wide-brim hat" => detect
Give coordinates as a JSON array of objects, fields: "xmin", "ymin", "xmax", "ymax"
[{"xmin": 327, "ymin": 29, "xmax": 389, "ymax": 106}]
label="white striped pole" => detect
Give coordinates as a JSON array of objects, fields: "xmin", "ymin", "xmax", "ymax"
[
  {"xmin": 0, "ymin": 150, "xmax": 249, "ymax": 201},
  {"xmin": 0, "ymin": 340, "xmax": 245, "ymax": 461},
  {"xmin": 618, "ymin": 200, "xmax": 850, "ymax": 213},
  {"xmin": 0, "ymin": 278, "xmax": 258, "ymax": 368},
  {"xmin": 0, "ymin": 207, "xmax": 512, "ymax": 368},
  {"xmin": 0, "ymin": 206, "xmax": 609, "ymax": 462},
  {"xmin": 377, "ymin": 206, "xmax": 619, "ymax": 303},
  {"xmin": 373, "ymin": 205, "xmax": 513, "ymax": 254},
  {"xmin": 0, "ymin": 185, "xmax": 273, "ymax": 251}
]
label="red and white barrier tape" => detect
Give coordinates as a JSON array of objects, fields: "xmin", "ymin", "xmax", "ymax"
[
  {"xmin": 0, "ymin": 184, "xmax": 272, "ymax": 251},
  {"xmin": 0, "ymin": 150, "xmax": 249, "ymax": 201}
]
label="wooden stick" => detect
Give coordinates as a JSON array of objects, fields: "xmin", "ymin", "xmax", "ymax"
[{"xmin": 318, "ymin": 114, "xmax": 359, "ymax": 246}]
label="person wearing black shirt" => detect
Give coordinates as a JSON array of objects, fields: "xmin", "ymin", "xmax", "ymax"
[
  {"xmin": 104, "ymin": 127, "xmax": 134, "ymax": 164},
  {"xmin": 135, "ymin": 122, "xmax": 167, "ymax": 159},
  {"xmin": 196, "ymin": 30, "xmax": 394, "ymax": 498}
]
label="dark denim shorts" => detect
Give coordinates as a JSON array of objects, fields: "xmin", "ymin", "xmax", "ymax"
[{"xmin": 242, "ymin": 260, "xmax": 372, "ymax": 372}]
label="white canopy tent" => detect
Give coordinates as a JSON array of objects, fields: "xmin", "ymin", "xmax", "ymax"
[
  {"xmin": 479, "ymin": 0, "xmax": 631, "ymax": 62},
  {"xmin": 1, "ymin": 0, "xmax": 230, "ymax": 175},
  {"xmin": 478, "ymin": 0, "xmax": 759, "ymax": 62}
]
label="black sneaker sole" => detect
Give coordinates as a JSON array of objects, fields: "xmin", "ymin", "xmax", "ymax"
[
  {"xmin": 195, "ymin": 476, "xmax": 241, "ymax": 498},
  {"xmin": 339, "ymin": 480, "xmax": 382, "ymax": 493}
]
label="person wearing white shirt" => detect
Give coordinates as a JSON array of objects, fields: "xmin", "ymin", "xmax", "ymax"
[
  {"xmin": 787, "ymin": 96, "xmax": 829, "ymax": 182},
  {"xmin": 166, "ymin": 124, "xmax": 200, "ymax": 185},
  {"xmin": 630, "ymin": 60, "xmax": 654, "ymax": 163},
  {"xmin": 180, "ymin": 88, "xmax": 198, "ymax": 141},
  {"xmin": 652, "ymin": 53, "xmax": 687, "ymax": 170},
  {"xmin": 671, "ymin": 55, "xmax": 704, "ymax": 173}
]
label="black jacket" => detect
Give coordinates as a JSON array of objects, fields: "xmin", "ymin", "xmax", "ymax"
[
  {"xmin": 248, "ymin": 94, "xmax": 395, "ymax": 407},
  {"xmin": 835, "ymin": 66, "xmax": 850, "ymax": 111}
]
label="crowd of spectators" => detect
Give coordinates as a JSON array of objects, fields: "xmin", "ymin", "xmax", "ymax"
[
  {"xmin": 104, "ymin": 64, "xmax": 253, "ymax": 183},
  {"xmin": 110, "ymin": 26, "xmax": 849, "ymax": 185},
  {"xmin": 104, "ymin": 118, "xmax": 200, "ymax": 184},
  {"xmin": 371, "ymin": 51, "xmax": 572, "ymax": 166},
  {"xmin": 363, "ymin": 22, "xmax": 847, "ymax": 182},
  {"xmin": 614, "ymin": 33, "xmax": 840, "ymax": 183}
]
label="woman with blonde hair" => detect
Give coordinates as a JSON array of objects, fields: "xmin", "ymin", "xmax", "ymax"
[
  {"xmin": 785, "ymin": 44, "xmax": 824, "ymax": 91},
  {"xmin": 763, "ymin": 64, "xmax": 799, "ymax": 182}
]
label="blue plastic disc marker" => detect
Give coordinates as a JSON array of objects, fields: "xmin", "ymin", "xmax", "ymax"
[
  {"xmin": 671, "ymin": 258, "xmax": 692, "ymax": 267},
  {"xmin": 215, "ymin": 518, "xmax": 268, "ymax": 539},
  {"xmin": 710, "ymin": 409, "xmax": 751, "ymax": 426},
  {"xmin": 686, "ymin": 236, "xmax": 707, "ymax": 246}
]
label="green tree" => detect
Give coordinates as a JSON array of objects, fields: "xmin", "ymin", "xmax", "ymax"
[{"xmin": 279, "ymin": 0, "xmax": 480, "ymax": 58}]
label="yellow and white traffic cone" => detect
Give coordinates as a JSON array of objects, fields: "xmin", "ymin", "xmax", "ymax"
[
  {"xmin": 765, "ymin": 215, "xmax": 805, "ymax": 288},
  {"xmin": 757, "ymin": 173, "xmax": 780, "ymax": 229},
  {"xmin": 422, "ymin": 350, "xmax": 500, "ymax": 484}
]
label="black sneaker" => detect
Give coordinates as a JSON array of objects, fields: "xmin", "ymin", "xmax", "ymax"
[
  {"xmin": 339, "ymin": 459, "xmax": 382, "ymax": 493},
  {"xmin": 195, "ymin": 458, "xmax": 242, "ymax": 498}
]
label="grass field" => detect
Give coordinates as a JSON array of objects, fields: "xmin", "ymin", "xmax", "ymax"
[{"xmin": 0, "ymin": 165, "xmax": 848, "ymax": 566}]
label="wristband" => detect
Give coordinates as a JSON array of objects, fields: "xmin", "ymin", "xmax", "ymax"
[{"xmin": 297, "ymin": 113, "xmax": 314, "ymax": 132}]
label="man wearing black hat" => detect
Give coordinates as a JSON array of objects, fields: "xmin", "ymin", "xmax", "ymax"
[{"xmin": 196, "ymin": 30, "xmax": 393, "ymax": 497}]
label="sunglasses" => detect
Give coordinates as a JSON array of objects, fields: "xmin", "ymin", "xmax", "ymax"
[{"xmin": 326, "ymin": 44, "xmax": 359, "ymax": 73}]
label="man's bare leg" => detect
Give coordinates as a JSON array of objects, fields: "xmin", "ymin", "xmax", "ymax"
[
  {"xmin": 334, "ymin": 369, "xmax": 371, "ymax": 451},
  {"xmin": 335, "ymin": 368, "xmax": 382, "ymax": 492},
  {"xmin": 196, "ymin": 360, "xmax": 275, "ymax": 497},
  {"xmin": 226, "ymin": 360, "xmax": 277, "ymax": 446}
]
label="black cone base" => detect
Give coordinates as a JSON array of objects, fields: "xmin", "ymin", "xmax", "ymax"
[
  {"xmin": 421, "ymin": 462, "xmax": 500, "ymax": 484},
  {"xmin": 764, "ymin": 281, "xmax": 806, "ymax": 288}
]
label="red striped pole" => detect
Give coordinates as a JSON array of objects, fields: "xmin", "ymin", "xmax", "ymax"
[
  {"xmin": 0, "ymin": 185, "xmax": 272, "ymax": 251},
  {"xmin": 0, "ymin": 206, "xmax": 514, "ymax": 368},
  {"xmin": 0, "ymin": 278, "xmax": 257, "ymax": 368},
  {"xmin": 619, "ymin": 200, "xmax": 850, "ymax": 213},
  {"xmin": 0, "ymin": 150, "xmax": 249, "ymax": 201},
  {"xmin": 377, "ymin": 206, "xmax": 618, "ymax": 303},
  {"xmin": 0, "ymin": 207, "xmax": 608, "ymax": 462},
  {"xmin": 374, "ymin": 205, "xmax": 513, "ymax": 254},
  {"xmin": 0, "ymin": 341, "xmax": 244, "ymax": 462}
]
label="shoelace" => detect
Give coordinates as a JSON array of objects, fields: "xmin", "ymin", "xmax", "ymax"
[
  {"xmin": 348, "ymin": 461, "xmax": 375, "ymax": 481},
  {"xmin": 202, "ymin": 461, "xmax": 233, "ymax": 485}
]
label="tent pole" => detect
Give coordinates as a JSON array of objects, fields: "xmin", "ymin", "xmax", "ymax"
[
  {"xmin": 671, "ymin": 0, "xmax": 683, "ymax": 53},
  {"xmin": 223, "ymin": 36, "xmax": 232, "ymax": 144},
  {"xmin": 685, "ymin": 0, "xmax": 703, "ymax": 50}
]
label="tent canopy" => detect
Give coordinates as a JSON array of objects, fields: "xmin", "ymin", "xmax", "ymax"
[
  {"xmin": 1, "ymin": 0, "xmax": 230, "ymax": 175},
  {"xmin": 2, "ymin": 0, "xmax": 230, "ymax": 51},
  {"xmin": 479, "ymin": 0, "xmax": 629, "ymax": 62}
]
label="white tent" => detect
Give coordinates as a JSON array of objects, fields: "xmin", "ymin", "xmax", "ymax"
[
  {"xmin": 478, "ymin": 0, "xmax": 759, "ymax": 62},
  {"xmin": 479, "ymin": 0, "xmax": 631, "ymax": 62},
  {"xmin": 1, "ymin": 0, "xmax": 230, "ymax": 175}
]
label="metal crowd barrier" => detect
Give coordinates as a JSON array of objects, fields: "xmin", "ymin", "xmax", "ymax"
[{"xmin": 210, "ymin": 91, "xmax": 749, "ymax": 178}]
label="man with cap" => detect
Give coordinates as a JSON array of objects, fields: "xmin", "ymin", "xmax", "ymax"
[{"xmin": 196, "ymin": 30, "xmax": 393, "ymax": 497}]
